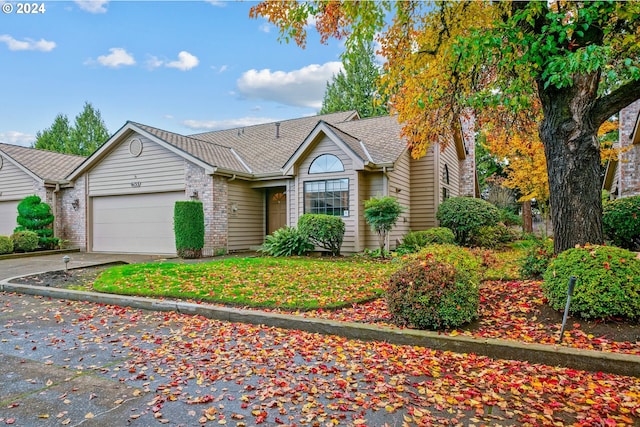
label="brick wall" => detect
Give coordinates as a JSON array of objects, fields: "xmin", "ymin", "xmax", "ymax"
[
  {"xmin": 211, "ymin": 175, "xmax": 229, "ymax": 253},
  {"xmin": 458, "ymin": 112, "xmax": 477, "ymax": 197},
  {"xmin": 618, "ymin": 100, "xmax": 640, "ymax": 198},
  {"xmin": 57, "ymin": 175, "xmax": 86, "ymax": 249}
]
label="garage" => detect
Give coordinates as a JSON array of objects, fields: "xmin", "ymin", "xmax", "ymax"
[
  {"xmin": 0, "ymin": 200, "xmax": 19, "ymax": 236},
  {"xmin": 91, "ymin": 191, "xmax": 184, "ymax": 254}
]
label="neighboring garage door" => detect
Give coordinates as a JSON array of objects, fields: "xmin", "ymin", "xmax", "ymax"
[
  {"xmin": 92, "ymin": 192, "xmax": 184, "ymax": 254},
  {"xmin": 0, "ymin": 200, "xmax": 19, "ymax": 236}
]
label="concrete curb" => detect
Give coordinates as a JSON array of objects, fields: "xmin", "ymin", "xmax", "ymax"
[{"xmin": 1, "ymin": 281, "xmax": 638, "ymax": 378}]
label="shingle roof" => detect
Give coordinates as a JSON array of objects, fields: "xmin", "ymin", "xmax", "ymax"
[
  {"xmin": 331, "ymin": 115, "xmax": 406, "ymax": 164},
  {"xmin": 0, "ymin": 143, "xmax": 85, "ymax": 182}
]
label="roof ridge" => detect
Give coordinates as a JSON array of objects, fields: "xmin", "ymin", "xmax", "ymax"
[
  {"xmin": 0, "ymin": 142, "xmax": 87, "ymax": 159},
  {"xmin": 131, "ymin": 121, "xmax": 236, "ymax": 151}
]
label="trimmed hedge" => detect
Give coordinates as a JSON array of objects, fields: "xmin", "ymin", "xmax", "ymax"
[
  {"xmin": 174, "ymin": 201, "xmax": 205, "ymax": 259},
  {"xmin": 11, "ymin": 230, "xmax": 39, "ymax": 252},
  {"xmin": 602, "ymin": 195, "xmax": 640, "ymax": 250},
  {"xmin": 259, "ymin": 226, "xmax": 313, "ymax": 257},
  {"xmin": 14, "ymin": 195, "xmax": 58, "ymax": 249},
  {"xmin": 543, "ymin": 245, "xmax": 640, "ymax": 320},
  {"xmin": 0, "ymin": 235, "xmax": 13, "ymax": 254},
  {"xmin": 297, "ymin": 214, "xmax": 345, "ymax": 256},
  {"xmin": 398, "ymin": 228, "xmax": 455, "ymax": 253},
  {"xmin": 436, "ymin": 197, "xmax": 500, "ymax": 246}
]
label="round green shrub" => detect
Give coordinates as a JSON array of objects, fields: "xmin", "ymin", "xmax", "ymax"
[
  {"xmin": 519, "ymin": 237, "xmax": 555, "ymax": 279},
  {"xmin": 469, "ymin": 224, "xmax": 518, "ymax": 249},
  {"xmin": 436, "ymin": 197, "xmax": 500, "ymax": 246},
  {"xmin": 297, "ymin": 214, "xmax": 345, "ymax": 256},
  {"xmin": 399, "ymin": 227, "xmax": 455, "ymax": 253},
  {"xmin": 14, "ymin": 195, "xmax": 58, "ymax": 249},
  {"xmin": 174, "ymin": 201, "xmax": 205, "ymax": 259},
  {"xmin": 259, "ymin": 226, "xmax": 313, "ymax": 257},
  {"xmin": 0, "ymin": 235, "xmax": 13, "ymax": 254},
  {"xmin": 602, "ymin": 195, "xmax": 640, "ymax": 250},
  {"xmin": 542, "ymin": 245, "xmax": 640, "ymax": 320},
  {"xmin": 386, "ymin": 252, "xmax": 480, "ymax": 330},
  {"xmin": 11, "ymin": 230, "xmax": 39, "ymax": 252}
]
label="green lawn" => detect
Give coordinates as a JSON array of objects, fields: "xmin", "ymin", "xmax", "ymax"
[{"xmin": 93, "ymin": 256, "xmax": 398, "ymax": 310}]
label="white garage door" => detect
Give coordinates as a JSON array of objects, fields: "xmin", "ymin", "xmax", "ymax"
[
  {"xmin": 0, "ymin": 200, "xmax": 19, "ymax": 236},
  {"xmin": 92, "ymin": 192, "xmax": 184, "ymax": 254}
]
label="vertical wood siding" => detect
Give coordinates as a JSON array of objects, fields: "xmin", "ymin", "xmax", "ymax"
[
  {"xmin": 227, "ymin": 180, "xmax": 265, "ymax": 251},
  {"xmin": 88, "ymin": 135, "xmax": 185, "ymax": 196},
  {"xmin": 358, "ymin": 171, "xmax": 384, "ymax": 250},
  {"xmin": 386, "ymin": 151, "xmax": 412, "ymax": 248},
  {"xmin": 294, "ymin": 136, "xmax": 358, "ymax": 253},
  {"xmin": 409, "ymin": 147, "xmax": 438, "ymax": 230}
]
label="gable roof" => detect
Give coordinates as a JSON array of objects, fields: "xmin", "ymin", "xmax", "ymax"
[{"xmin": 0, "ymin": 143, "xmax": 85, "ymax": 183}]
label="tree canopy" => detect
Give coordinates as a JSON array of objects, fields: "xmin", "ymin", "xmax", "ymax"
[
  {"xmin": 34, "ymin": 102, "xmax": 109, "ymax": 156},
  {"xmin": 320, "ymin": 41, "xmax": 388, "ymax": 118},
  {"xmin": 251, "ymin": 0, "xmax": 640, "ymax": 252}
]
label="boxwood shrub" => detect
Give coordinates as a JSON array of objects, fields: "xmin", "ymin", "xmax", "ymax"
[
  {"xmin": 436, "ymin": 197, "xmax": 500, "ymax": 246},
  {"xmin": 0, "ymin": 235, "xmax": 13, "ymax": 254},
  {"xmin": 174, "ymin": 200, "xmax": 205, "ymax": 259},
  {"xmin": 542, "ymin": 245, "xmax": 640, "ymax": 320},
  {"xmin": 387, "ymin": 244, "xmax": 480, "ymax": 330},
  {"xmin": 14, "ymin": 195, "xmax": 58, "ymax": 249},
  {"xmin": 297, "ymin": 214, "xmax": 345, "ymax": 256},
  {"xmin": 11, "ymin": 230, "xmax": 39, "ymax": 252},
  {"xmin": 602, "ymin": 195, "xmax": 640, "ymax": 250},
  {"xmin": 259, "ymin": 226, "xmax": 313, "ymax": 257}
]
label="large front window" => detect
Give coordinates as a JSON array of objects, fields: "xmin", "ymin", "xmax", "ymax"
[{"xmin": 304, "ymin": 178, "xmax": 349, "ymax": 216}]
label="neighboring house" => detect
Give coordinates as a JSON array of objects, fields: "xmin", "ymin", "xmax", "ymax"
[
  {"xmin": 603, "ymin": 99, "xmax": 640, "ymax": 199},
  {"xmin": 3, "ymin": 110, "xmax": 477, "ymax": 255},
  {"xmin": 0, "ymin": 143, "xmax": 85, "ymax": 237}
]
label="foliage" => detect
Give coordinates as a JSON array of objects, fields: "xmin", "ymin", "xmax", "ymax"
[
  {"xmin": 11, "ymin": 230, "xmax": 39, "ymax": 252},
  {"xmin": 386, "ymin": 252, "xmax": 479, "ymax": 330},
  {"xmin": 14, "ymin": 195, "xmax": 58, "ymax": 249},
  {"xmin": 93, "ymin": 257, "xmax": 396, "ymax": 310},
  {"xmin": 602, "ymin": 196, "xmax": 640, "ymax": 251},
  {"xmin": 498, "ymin": 208, "xmax": 523, "ymax": 227},
  {"xmin": 543, "ymin": 245, "xmax": 640, "ymax": 320},
  {"xmin": 33, "ymin": 102, "xmax": 109, "ymax": 156},
  {"xmin": 259, "ymin": 226, "xmax": 314, "ymax": 257},
  {"xmin": 297, "ymin": 214, "xmax": 345, "ymax": 256},
  {"xmin": 468, "ymin": 225, "xmax": 518, "ymax": 249},
  {"xmin": 0, "ymin": 235, "xmax": 13, "ymax": 254},
  {"xmin": 519, "ymin": 237, "xmax": 555, "ymax": 280},
  {"xmin": 320, "ymin": 40, "xmax": 388, "ymax": 118},
  {"xmin": 436, "ymin": 197, "xmax": 500, "ymax": 246},
  {"xmin": 249, "ymin": 0, "xmax": 640, "ymax": 254},
  {"xmin": 363, "ymin": 196, "xmax": 406, "ymax": 256},
  {"xmin": 398, "ymin": 227, "xmax": 455, "ymax": 254},
  {"xmin": 174, "ymin": 201, "xmax": 205, "ymax": 259}
]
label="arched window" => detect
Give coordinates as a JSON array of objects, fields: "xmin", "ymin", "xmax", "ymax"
[{"xmin": 309, "ymin": 154, "xmax": 344, "ymax": 174}]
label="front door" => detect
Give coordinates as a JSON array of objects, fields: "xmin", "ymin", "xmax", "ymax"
[{"xmin": 267, "ymin": 188, "xmax": 287, "ymax": 235}]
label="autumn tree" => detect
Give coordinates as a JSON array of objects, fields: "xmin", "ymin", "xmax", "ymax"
[
  {"xmin": 250, "ymin": 1, "xmax": 640, "ymax": 253},
  {"xmin": 320, "ymin": 41, "xmax": 388, "ymax": 118},
  {"xmin": 34, "ymin": 102, "xmax": 109, "ymax": 156}
]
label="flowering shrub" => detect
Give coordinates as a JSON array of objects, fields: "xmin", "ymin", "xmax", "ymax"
[
  {"xmin": 543, "ymin": 245, "xmax": 640, "ymax": 320},
  {"xmin": 519, "ymin": 237, "xmax": 555, "ymax": 279}
]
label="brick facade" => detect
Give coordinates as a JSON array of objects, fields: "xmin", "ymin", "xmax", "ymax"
[
  {"xmin": 211, "ymin": 175, "xmax": 229, "ymax": 254},
  {"xmin": 458, "ymin": 113, "xmax": 477, "ymax": 197},
  {"xmin": 617, "ymin": 100, "xmax": 640, "ymax": 198},
  {"xmin": 185, "ymin": 161, "xmax": 217, "ymax": 256},
  {"xmin": 57, "ymin": 176, "xmax": 86, "ymax": 249}
]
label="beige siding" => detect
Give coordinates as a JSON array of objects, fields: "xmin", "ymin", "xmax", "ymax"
[
  {"xmin": 0, "ymin": 200, "xmax": 19, "ymax": 235},
  {"xmin": 358, "ymin": 171, "xmax": 386, "ymax": 250},
  {"xmin": 228, "ymin": 180, "xmax": 264, "ymax": 251},
  {"xmin": 294, "ymin": 136, "xmax": 358, "ymax": 253},
  {"xmin": 386, "ymin": 151, "xmax": 412, "ymax": 248},
  {"xmin": 440, "ymin": 136, "xmax": 461, "ymax": 202},
  {"xmin": 0, "ymin": 156, "xmax": 40, "ymax": 201},
  {"xmin": 88, "ymin": 135, "xmax": 185, "ymax": 196},
  {"xmin": 410, "ymin": 146, "xmax": 438, "ymax": 230}
]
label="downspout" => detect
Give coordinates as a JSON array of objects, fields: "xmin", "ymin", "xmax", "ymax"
[{"xmin": 52, "ymin": 183, "xmax": 60, "ymax": 240}]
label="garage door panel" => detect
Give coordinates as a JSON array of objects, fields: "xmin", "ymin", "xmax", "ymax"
[
  {"xmin": 92, "ymin": 192, "xmax": 183, "ymax": 254},
  {"xmin": 0, "ymin": 201, "xmax": 19, "ymax": 236}
]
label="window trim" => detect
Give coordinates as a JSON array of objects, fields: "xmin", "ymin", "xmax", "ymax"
[
  {"xmin": 303, "ymin": 178, "xmax": 349, "ymax": 217},
  {"xmin": 309, "ymin": 154, "xmax": 345, "ymax": 174}
]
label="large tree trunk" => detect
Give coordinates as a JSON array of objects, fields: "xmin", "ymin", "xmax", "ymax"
[{"xmin": 538, "ymin": 72, "xmax": 604, "ymax": 253}]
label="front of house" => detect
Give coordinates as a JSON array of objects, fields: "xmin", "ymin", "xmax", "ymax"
[
  {"xmin": 604, "ymin": 99, "xmax": 640, "ymax": 199},
  {"xmin": 2, "ymin": 111, "xmax": 477, "ymax": 255}
]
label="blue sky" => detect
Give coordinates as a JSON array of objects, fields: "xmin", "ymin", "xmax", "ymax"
[{"xmin": 0, "ymin": 0, "xmax": 346, "ymax": 147}]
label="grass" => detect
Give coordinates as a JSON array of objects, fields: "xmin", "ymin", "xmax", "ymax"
[{"xmin": 93, "ymin": 256, "xmax": 398, "ymax": 310}]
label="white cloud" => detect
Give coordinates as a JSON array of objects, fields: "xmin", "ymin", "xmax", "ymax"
[
  {"xmin": 236, "ymin": 62, "xmax": 343, "ymax": 109},
  {"xmin": 145, "ymin": 55, "xmax": 164, "ymax": 70},
  {"xmin": 95, "ymin": 47, "xmax": 135, "ymax": 68},
  {"xmin": 0, "ymin": 34, "xmax": 56, "ymax": 52},
  {"xmin": 182, "ymin": 117, "xmax": 276, "ymax": 131},
  {"xmin": 74, "ymin": 0, "xmax": 109, "ymax": 13},
  {"xmin": 166, "ymin": 51, "xmax": 199, "ymax": 71},
  {"xmin": 259, "ymin": 23, "xmax": 271, "ymax": 33},
  {"xmin": 211, "ymin": 64, "xmax": 228, "ymax": 74},
  {"xmin": 0, "ymin": 131, "xmax": 35, "ymax": 146}
]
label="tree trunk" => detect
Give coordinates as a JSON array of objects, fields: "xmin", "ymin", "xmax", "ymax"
[
  {"xmin": 522, "ymin": 200, "xmax": 533, "ymax": 234},
  {"xmin": 538, "ymin": 72, "xmax": 604, "ymax": 253}
]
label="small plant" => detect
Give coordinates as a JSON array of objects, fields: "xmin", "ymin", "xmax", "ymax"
[
  {"xmin": 398, "ymin": 227, "xmax": 455, "ymax": 253},
  {"xmin": 436, "ymin": 197, "xmax": 500, "ymax": 246},
  {"xmin": 469, "ymin": 224, "xmax": 518, "ymax": 249},
  {"xmin": 386, "ymin": 251, "xmax": 479, "ymax": 330},
  {"xmin": 0, "ymin": 235, "xmax": 13, "ymax": 254},
  {"xmin": 14, "ymin": 195, "xmax": 58, "ymax": 249},
  {"xmin": 602, "ymin": 195, "xmax": 640, "ymax": 250},
  {"xmin": 259, "ymin": 226, "xmax": 313, "ymax": 257},
  {"xmin": 297, "ymin": 214, "xmax": 345, "ymax": 256},
  {"xmin": 363, "ymin": 196, "xmax": 406, "ymax": 257},
  {"xmin": 519, "ymin": 237, "xmax": 554, "ymax": 279},
  {"xmin": 498, "ymin": 208, "xmax": 523, "ymax": 227},
  {"xmin": 174, "ymin": 201, "xmax": 205, "ymax": 259},
  {"xmin": 543, "ymin": 245, "xmax": 640, "ymax": 320},
  {"xmin": 11, "ymin": 230, "xmax": 39, "ymax": 252}
]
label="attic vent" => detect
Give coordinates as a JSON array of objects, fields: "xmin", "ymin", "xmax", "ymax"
[
  {"xmin": 275, "ymin": 122, "xmax": 280, "ymax": 138},
  {"xmin": 129, "ymin": 138, "xmax": 143, "ymax": 157}
]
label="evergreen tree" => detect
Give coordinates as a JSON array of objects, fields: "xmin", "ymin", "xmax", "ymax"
[
  {"xmin": 320, "ymin": 41, "xmax": 388, "ymax": 118},
  {"xmin": 33, "ymin": 102, "xmax": 109, "ymax": 156}
]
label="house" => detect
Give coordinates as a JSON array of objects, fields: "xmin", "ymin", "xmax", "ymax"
[
  {"xmin": 0, "ymin": 143, "xmax": 85, "ymax": 236},
  {"xmin": 603, "ymin": 99, "xmax": 640, "ymax": 199},
  {"xmin": 3, "ymin": 111, "xmax": 477, "ymax": 255}
]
